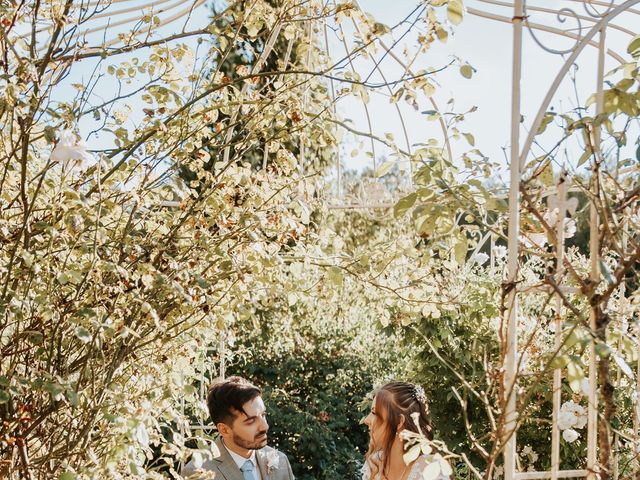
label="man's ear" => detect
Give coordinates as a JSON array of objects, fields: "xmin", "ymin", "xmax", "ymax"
[
  {"xmin": 397, "ymin": 414, "xmax": 406, "ymax": 432},
  {"xmin": 217, "ymin": 422, "xmax": 232, "ymax": 436}
]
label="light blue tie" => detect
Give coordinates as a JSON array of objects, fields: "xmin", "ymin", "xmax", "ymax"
[{"xmin": 241, "ymin": 459, "xmax": 256, "ymax": 480}]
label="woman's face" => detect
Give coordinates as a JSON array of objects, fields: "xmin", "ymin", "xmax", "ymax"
[{"xmin": 364, "ymin": 395, "xmax": 387, "ymax": 448}]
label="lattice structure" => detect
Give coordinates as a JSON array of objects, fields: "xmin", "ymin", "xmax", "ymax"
[{"xmin": 501, "ymin": 2, "xmax": 639, "ymax": 479}]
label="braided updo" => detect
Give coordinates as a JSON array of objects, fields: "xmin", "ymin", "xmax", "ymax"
[{"xmin": 365, "ymin": 381, "xmax": 434, "ymax": 477}]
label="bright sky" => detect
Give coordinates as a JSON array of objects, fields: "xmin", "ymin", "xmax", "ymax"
[{"xmin": 336, "ymin": 0, "xmax": 638, "ymax": 180}]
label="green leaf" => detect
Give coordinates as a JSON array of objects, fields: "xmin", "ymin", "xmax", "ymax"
[
  {"xmin": 613, "ymin": 353, "xmax": 633, "ymax": 378},
  {"xmin": 374, "ymin": 160, "xmax": 395, "ymax": 178},
  {"xmin": 453, "ymin": 236, "xmax": 467, "ymax": 264},
  {"xmin": 0, "ymin": 390, "xmax": 10, "ymax": 404},
  {"xmin": 636, "ymin": 144, "xmax": 640, "ymax": 162},
  {"xmin": 595, "ymin": 342, "xmax": 611, "ymax": 358},
  {"xmin": 549, "ymin": 354, "xmax": 570, "ymax": 369},
  {"xmin": 57, "ymin": 272, "xmax": 70, "ymax": 285},
  {"xmin": 327, "ymin": 266, "xmax": 344, "ymax": 286},
  {"xmin": 566, "ymin": 361, "xmax": 585, "ymax": 393},
  {"xmin": 599, "ymin": 260, "xmax": 615, "ymax": 285},
  {"xmin": 536, "ymin": 158, "xmax": 554, "ymax": 186},
  {"xmin": 394, "ymin": 193, "xmax": 417, "ymax": 218},
  {"xmin": 577, "ymin": 148, "xmax": 592, "ymax": 167},
  {"xmin": 27, "ymin": 331, "xmax": 43, "ymax": 345},
  {"xmin": 45, "ymin": 382, "xmax": 65, "ymax": 401},
  {"xmin": 59, "ymin": 473, "xmax": 77, "ymax": 480},
  {"xmin": 627, "ymin": 35, "xmax": 640, "ymax": 58},
  {"xmin": 66, "ymin": 390, "xmax": 79, "ymax": 407},
  {"xmin": 536, "ymin": 112, "xmax": 555, "ymax": 135},
  {"xmin": 74, "ymin": 327, "xmax": 92, "ymax": 344},
  {"xmin": 459, "ymin": 64, "xmax": 473, "ymax": 79},
  {"xmin": 462, "ymin": 132, "xmax": 475, "ymax": 146},
  {"xmin": 447, "ymin": 0, "xmax": 464, "ymax": 25}
]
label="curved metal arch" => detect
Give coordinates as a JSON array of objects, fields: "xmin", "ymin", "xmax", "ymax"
[
  {"xmin": 467, "ymin": 7, "xmax": 626, "ymax": 63},
  {"xmin": 477, "ymin": 0, "xmax": 638, "ymax": 37},
  {"xmin": 519, "ymin": 0, "xmax": 640, "ymax": 170}
]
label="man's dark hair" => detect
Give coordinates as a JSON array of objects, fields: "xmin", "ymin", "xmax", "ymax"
[{"xmin": 207, "ymin": 376, "xmax": 262, "ymax": 426}]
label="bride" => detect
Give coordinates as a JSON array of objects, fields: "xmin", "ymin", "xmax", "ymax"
[{"xmin": 362, "ymin": 381, "xmax": 452, "ymax": 480}]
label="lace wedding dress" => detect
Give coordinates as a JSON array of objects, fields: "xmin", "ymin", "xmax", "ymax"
[{"xmin": 362, "ymin": 454, "xmax": 451, "ymax": 480}]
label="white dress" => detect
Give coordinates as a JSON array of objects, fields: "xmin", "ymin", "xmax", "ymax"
[{"xmin": 362, "ymin": 454, "xmax": 452, "ymax": 480}]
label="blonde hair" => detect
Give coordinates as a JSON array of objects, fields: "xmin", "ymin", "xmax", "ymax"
[{"xmin": 365, "ymin": 381, "xmax": 433, "ymax": 478}]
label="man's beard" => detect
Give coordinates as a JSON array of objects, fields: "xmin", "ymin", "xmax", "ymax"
[{"xmin": 233, "ymin": 430, "xmax": 268, "ymax": 450}]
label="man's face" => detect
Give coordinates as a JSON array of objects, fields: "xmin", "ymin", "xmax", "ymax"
[{"xmin": 222, "ymin": 395, "xmax": 269, "ymax": 452}]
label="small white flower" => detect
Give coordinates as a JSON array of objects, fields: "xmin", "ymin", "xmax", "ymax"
[
  {"xmin": 558, "ymin": 400, "xmax": 587, "ymax": 430},
  {"xmin": 557, "ymin": 410, "xmax": 576, "ymax": 431},
  {"xmin": 492, "ymin": 245, "xmax": 507, "ymax": 260},
  {"xmin": 562, "ymin": 428, "xmax": 579, "ymax": 443},
  {"xmin": 569, "ymin": 403, "xmax": 588, "ymax": 429},
  {"xmin": 522, "ymin": 232, "xmax": 548, "ymax": 248},
  {"xmin": 564, "ymin": 218, "xmax": 576, "ymax": 239},
  {"xmin": 543, "ymin": 208, "xmax": 559, "ymax": 227},
  {"xmin": 521, "ymin": 445, "xmax": 533, "ymax": 456},
  {"xmin": 493, "ymin": 465, "xmax": 504, "ymax": 479},
  {"xmin": 259, "ymin": 450, "xmax": 280, "ymax": 474},
  {"xmin": 51, "ymin": 129, "xmax": 94, "ymax": 171},
  {"xmin": 472, "ymin": 252, "xmax": 489, "ymax": 265}
]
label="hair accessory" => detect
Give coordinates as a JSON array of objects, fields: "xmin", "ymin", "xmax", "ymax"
[{"xmin": 412, "ymin": 385, "xmax": 427, "ymax": 405}]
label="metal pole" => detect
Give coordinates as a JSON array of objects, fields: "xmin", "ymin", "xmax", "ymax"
[
  {"xmin": 551, "ymin": 174, "xmax": 568, "ymax": 480},
  {"xmin": 587, "ymin": 25, "xmax": 606, "ymax": 480},
  {"xmin": 505, "ymin": 1, "xmax": 524, "ymax": 479}
]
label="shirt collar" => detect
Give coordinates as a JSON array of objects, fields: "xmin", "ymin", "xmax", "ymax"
[{"xmin": 222, "ymin": 439, "xmax": 257, "ymax": 470}]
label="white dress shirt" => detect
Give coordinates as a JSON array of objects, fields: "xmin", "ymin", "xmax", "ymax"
[{"xmin": 222, "ymin": 440, "xmax": 263, "ymax": 480}]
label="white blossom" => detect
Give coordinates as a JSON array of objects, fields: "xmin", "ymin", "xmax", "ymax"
[
  {"xmin": 492, "ymin": 245, "xmax": 507, "ymax": 259},
  {"xmin": 472, "ymin": 252, "xmax": 489, "ymax": 265},
  {"xmin": 51, "ymin": 129, "xmax": 94, "ymax": 171},
  {"xmin": 258, "ymin": 450, "xmax": 280, "ymax": 473},
  {"xmin": 557, "ymin": 410, "xmax": 576, "ymax": 430},
  {"xmin": 562, "ymin": 428, "xmax": 579, "ymax": 443},
  {"xmin": 522, "ymin": 232, "xmax": 548, "ymax": 248},
  {"xmin": 558, "ymin": 401, "xmax": 587, "ymax": 430}
]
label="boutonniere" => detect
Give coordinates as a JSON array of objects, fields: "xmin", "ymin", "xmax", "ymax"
[{"xmin": 259, "ymin": 450, "xmax": 280, "ymax": 474}]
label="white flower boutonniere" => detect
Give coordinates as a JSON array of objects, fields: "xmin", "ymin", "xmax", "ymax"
[{"xmin": 259, "ymin": 450, "xmax": 280, "ymax": 474}]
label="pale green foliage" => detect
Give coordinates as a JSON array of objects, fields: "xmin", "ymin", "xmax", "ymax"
[
  {"xmin": 0, "ymin": 0, "xmax": 341, "ymax": 477},
  {"xmin": 0, "ymin": 0, "xmax": 464, "ymax": 476}
]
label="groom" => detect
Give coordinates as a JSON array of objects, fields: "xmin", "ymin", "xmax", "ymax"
[{"xmin": 182, "ymin": 376, "xmax": 295, "ymax": 480}]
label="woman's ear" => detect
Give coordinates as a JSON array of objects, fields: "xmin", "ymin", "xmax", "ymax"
[{"xmin": 397, "ymin": 414, "xmax": 405, "ymax": 432}]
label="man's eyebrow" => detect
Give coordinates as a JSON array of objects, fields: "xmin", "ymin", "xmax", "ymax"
[{"xmin": 243, "ymin": 410, "xmax": 267, "ymax": 422}]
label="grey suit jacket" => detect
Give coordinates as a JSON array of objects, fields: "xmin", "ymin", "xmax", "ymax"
[{"xmin": 182, "ymin": 438, "xmax": 295, "ymax": 480}]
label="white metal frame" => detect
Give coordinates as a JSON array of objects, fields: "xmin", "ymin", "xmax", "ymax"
[{"xmin": 504, "ymin": 2, "xmax": 640, "ymax": 480}]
